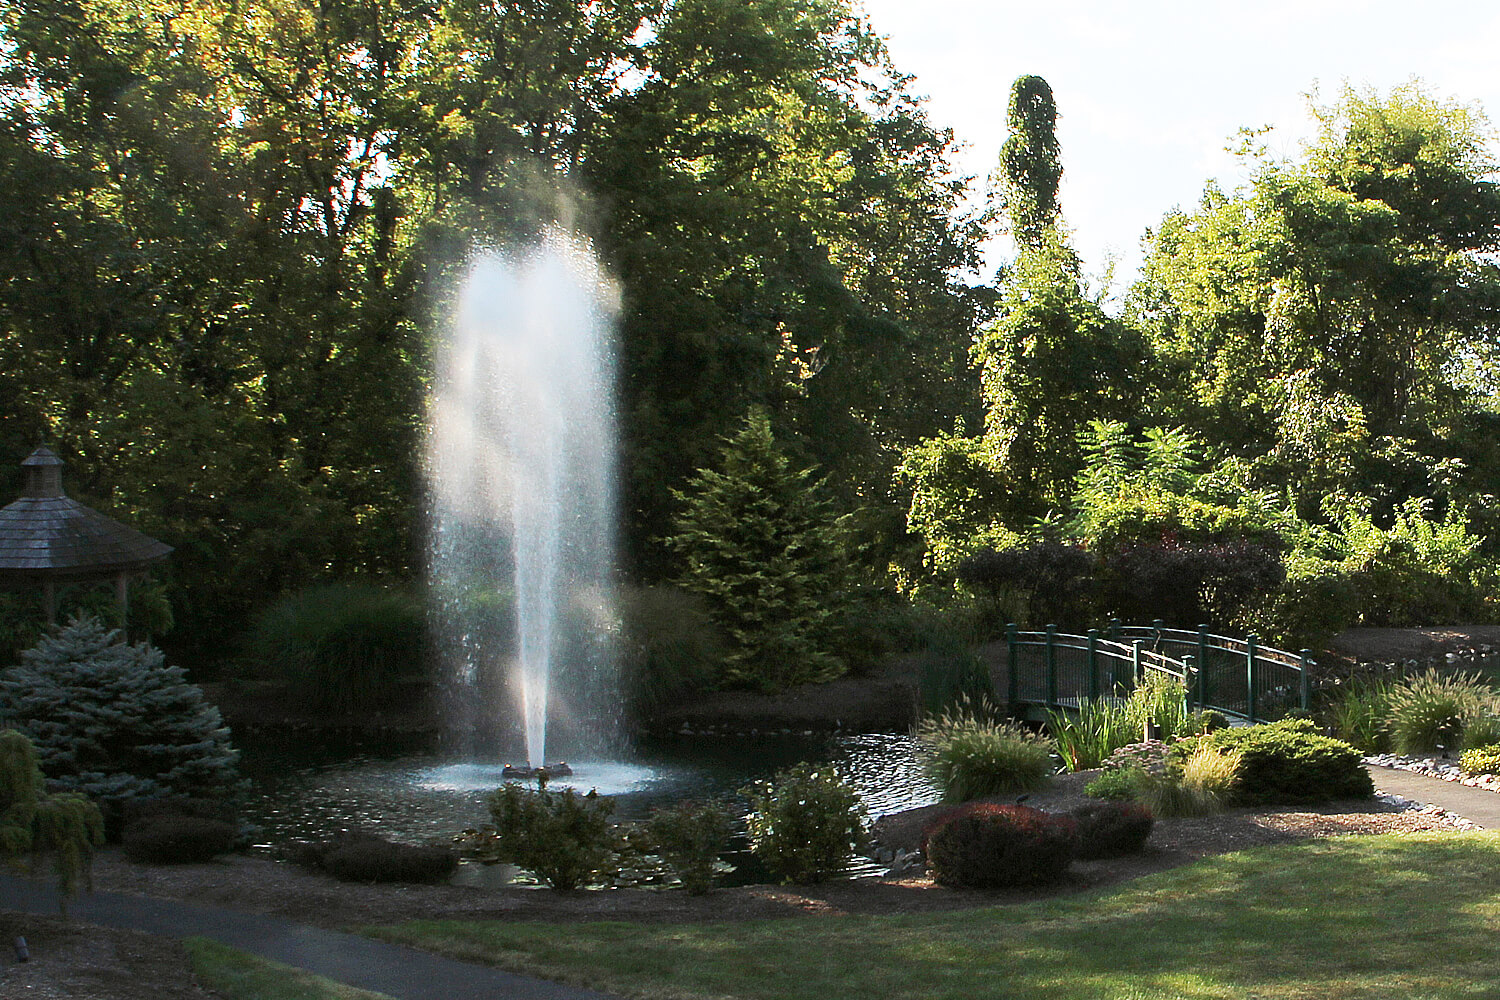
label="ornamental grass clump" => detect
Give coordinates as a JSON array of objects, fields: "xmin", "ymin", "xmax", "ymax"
[
  {"xmin": 923, "ymin": 803, "xmax": 1076, "ymax": 888},
  {"xmin": 742, "ymin": 763, "xmax": 866, "ymax": 884},
  {"xmin": 1047, "ymin": 675, "xmax": 1192, "ymax": 773},
  {"xmin": 918, "ymin": 700, "xmax": 1056, "ymax": 802},
  {"xmin": 1133, "ymin": 745, "xmax": 1242, "ymax": 818},
  {"xmin": 1324, "ymin": 677, "xmax": 1393, "ymax": 753},
  {"xmin": 1385, "ymin": 670, "xmax": 1500, "ymax": 754}
]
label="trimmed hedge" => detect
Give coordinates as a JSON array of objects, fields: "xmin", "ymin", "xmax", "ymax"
[
  {"xmin": 923, "ymin": 803, "xmax": 1076, "ymax": 888},
  {"xmin": 291, "ymin": 830, "xmax": 458, "ymax": 884},
  {"xmin": 122, "ymin": 815, "xmax": 237, "ymax": 863},
  {"xmin": 1069, "ymin": 801, "xmax": 1154, "ymax": 859},
  {"xmin": 1186, "ymin": 719, "xmax": 1372, "ymax": 806}
]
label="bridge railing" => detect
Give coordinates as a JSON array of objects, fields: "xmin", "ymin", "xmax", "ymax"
[{"xmin": 1005, "ymin": 621, "xmax": 1311, "ymax": 723}]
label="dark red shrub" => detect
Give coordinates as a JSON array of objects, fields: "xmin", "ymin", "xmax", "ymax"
[
  {"xmin": 121, "ymin": 815, "xmax": 237, "ymax": 863},
  {"xmin": 923, "ymin": 803, "xmax": 1077, "ymax": 888},
  {"xmin": 1069, "ymin": 801, "xmax": 1154, "ymax": 859}
]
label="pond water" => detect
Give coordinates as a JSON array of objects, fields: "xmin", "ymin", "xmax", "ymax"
[{"xmin": 236, "ymin": 729, "xmax": 942, "ymax": 884}]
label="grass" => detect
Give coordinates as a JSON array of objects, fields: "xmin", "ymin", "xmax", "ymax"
[
  {"xmin": 367, "ymin": 833, "xmax": 1500, "ymax": 1000},
  {"xmin": 184, "ymin": 938, "xmax": 396, "ymax": 1000}
]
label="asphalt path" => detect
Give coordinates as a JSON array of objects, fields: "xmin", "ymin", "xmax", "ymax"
[{"xmin": 1, "ymin": 874, "xmax": 622, "ymax": 1000}]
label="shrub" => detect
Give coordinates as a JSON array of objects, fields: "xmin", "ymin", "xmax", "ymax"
[
  {"xmin": 1460, "ymin": 745, "xmax": 1500, "ymax": 777},
  {"xmin": 1070, "ymin": 801, "xmax": 1154, "ymax": 858},
  {"xmin": 924, "ymin": 804, "xmax": 1077, "ymax": 888},
  {"xmin": 1190, "ymin": 718, "xmax": 1372, "ymax": 805},
  {"xmin": 1385, "ymin": 670, "xmax": 1499, "ymax": 754},
  {"xmin": 619, "ymin": 586, "xmax": 726, "ymax": 721},
  {"xmin": 248, "ymin": 582, "xmax": 425, "ymax": 714},
  {"xmin": 121, "ymin": 816, "xmax": 237, "ymax": 863},
  {"xmin": 0, "ymin": 617, "xmax": 241, "ymax": 828},
  {"xmin": 0, "ymin": 728, "xmax": 104, "ymax": 905},
  {"xmin": 1084, "ymin": 768, "xmax": 1139, "ymax": 801},
  {"xmin": 645, "ymin": 800, "xmax": 733, "ymax": 895},
  {"xmin": 918, "ymin": 702, "xmax": 1056, "ymax": 802},
  {"xmin": 486, "ymin": 783, "xmax": 617, "ymax": 891},
  {"xmin": 956, "ymin": 541, "xmax": 1097, "ymax": 626},
  {"xmin": 321, "ymin": 840, "xmax": 458, "ymax": 884},
  {"xmin": 742, "ymin": 763, "xmax": 866, "ymax": 884},
  {"xmin": 1324, "ymin": 678, "xmax": 1393, "ymax": 753}
]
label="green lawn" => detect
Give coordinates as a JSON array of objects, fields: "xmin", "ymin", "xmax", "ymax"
[
  {"xmin": 184, "ymin": 938, "xmax": 396, "ymax": 1000},
  {"xmin": 368, "ymin": 833, "xmax": 1500, "ymax": 1000}
]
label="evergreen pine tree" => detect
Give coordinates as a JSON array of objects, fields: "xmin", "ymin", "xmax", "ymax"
[
  {"xmin": 666, "ymin": 410, "xmax": 851, "ymax": 693},
  {"xmin": 0, "ymin": 617, "xmax": 241, "ymax": 813}
]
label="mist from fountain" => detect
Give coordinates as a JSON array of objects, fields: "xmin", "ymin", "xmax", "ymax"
[{"xmin": 426, "ymin": 230, "xmax": 620, "ymax": 769}]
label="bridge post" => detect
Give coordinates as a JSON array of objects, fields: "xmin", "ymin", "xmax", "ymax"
[
  {"xmin": 1197, "ymin": 624, "xmax": 1210, "ymax": 711},
  {"xmin": 1045, "ymin": 624, "xmax": 1058, "ymax": 709},
  {"xmin": 1108, "ymin": 617, "xmax": 1120, "ymax": 640},
  {"xmin": 1182, "ymin": 654, "xmax": 1196, "ymax": 715},
  {"xmin": 1299, "ymin": 649, "xmax": 1312, "ymax": 712},
  {"xmin": 1087, "ymin": 629, "xmax": 1100, "ymax": 700},
  {"xmin": 1006, "ymin": 623, "xmax": 1019, "ymax": 713},
  {"xmin": 1246, "ymin": 633, "xmax": 1259, "ymax": 723},
  {"xmin": 1131, "ymin": 639, "xmax": 1143, "ymax": 690}
]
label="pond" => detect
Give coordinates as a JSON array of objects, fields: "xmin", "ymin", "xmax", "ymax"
[{"xmin": 235, "ymin": 729, "xmax": 943, "ymax": 884}]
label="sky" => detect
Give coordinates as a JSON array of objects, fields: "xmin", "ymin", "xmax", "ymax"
[{"xmin": 857, "ymin": 0, "xmax": 1500, "ymax": 293}]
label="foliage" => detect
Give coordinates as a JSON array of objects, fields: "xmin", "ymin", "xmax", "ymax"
[
  {"xmin": 486, "ymin": 783, "xmax": 617, "ymax": 891},
  {"xmin": 1458, "ymin": 745, "xmax": 1500, "ymax": 777},
  {"xmin": 923, "ymin": 803, "xmax": 1076, "ymax": 888},
  {"xmin": 1083, "ymin": 768, "xmax": 1139, "ymax": 801},
  {"xmin": 1069, "ymin": 801, "xmax": 1154, "ymax": 859},
  {"xmin": 0, "ymin": 617, "xmax": 241, "ymax": 826},
  {"xmin": 618, "ymin": 586, "xmax": 727, "ymax": 722},
  {"xmin": 1188, "ymin": 719, "xmax": 1373, "ymax": 805},
  {"xmin": 918, "ymin": 702, "xmax": 1057, "ymax": 802},
  {"xmin": 0, "ymin": 728, "xmax": 104, "ymax": 902},
  {"xmin": 1132, "ymin": 746, "xmax": 1241, "ymax": 818},
  {"xmin": 895, "ymin": 429, "xmax": 1017, "ymax": 581},
  {"xmin": 666, "ymin": 410, "xmax": 852, "ymax": 693},
  {"xmin": 957, "ymin": 542, "xmax": 1096, "ymax": 627},
  {"xmin": 645, "ymin": 800, "xmax": 734, "ymax": 895},
  {"xmin": 121, "ymin": 815, "xmax": 237, "ymax": 864},
  {"xmin": 998, "ymin": 75, "xmax": 1064, "ymax": 251},
  {"xmin": 248, "ymin": 582, "xmax": 426, "ymax": 714},
  {"xmin": 320, "ymin": 840, "xmax": 459, "ymax": 885},
  {"xmin": 1383, "ymin": 670, "xmax": 1500, "ymax": 754},
  {"xmin": 741, "ymin": 763, "xmax": 867, "ymax": 884},
  {"xmin": 1048, "ymin": 675, "xmax": 1191, "ymax": 772},
  {"xmin": 1459, "ymin": 713, "xmax": 1500, "ymax": 751},
  {"xmin": 915, "ymin": 624, "xmax": 996, "ymax": 718},
  {"xmin": 1323, "ymin": 677, "xmax": 1394, "ymax": 753}
]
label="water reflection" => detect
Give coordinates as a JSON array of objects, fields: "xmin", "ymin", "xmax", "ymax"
[{"xmin": 236, "ymin": 730, "xmax": 940, "ymax": 851}]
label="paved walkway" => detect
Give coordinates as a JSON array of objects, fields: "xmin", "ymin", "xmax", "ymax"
[
  {"xmin": 1, "ymin": 874, "xmax": 620, "ymax": 1000},
  {"xmin": 1365, "ymin": 764, "xmax": 1500, "ymax": 829}
]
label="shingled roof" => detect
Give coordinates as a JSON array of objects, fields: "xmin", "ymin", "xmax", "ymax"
[{"xmin": 0, "ymin": 447, "xmax": 172, "ymax": 581}]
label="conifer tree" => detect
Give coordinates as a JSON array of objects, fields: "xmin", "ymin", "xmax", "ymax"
[
  {"xmin": 0, "ymin": 617, "xmax": 241, "ymax": 814},
  {"xmin": 665, "ymin": 410, "xmax": 850, "ymax": 692}
]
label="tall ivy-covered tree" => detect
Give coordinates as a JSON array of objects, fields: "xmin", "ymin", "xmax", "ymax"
[
  {"xmin": 998, "ymin": 74, "xmax": 1063, "ymax": 251},
  {"xmin": 665, "ymin": 410, "xmax": 850, "ymax": 692},
  {"xmin": 974, "ymin": 75, "xmax": 1143, "ymax": 517}
]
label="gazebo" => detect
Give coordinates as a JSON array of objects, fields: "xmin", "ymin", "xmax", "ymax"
[{"xmin": 0, "ymin": 447, "xmax": 172, "ymax": 625}]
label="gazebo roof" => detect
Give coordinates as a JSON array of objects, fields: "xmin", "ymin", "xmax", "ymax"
[{"xmin": 0, "ymin": 447, "xmax": 172, "ymax": 581}]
